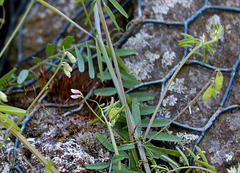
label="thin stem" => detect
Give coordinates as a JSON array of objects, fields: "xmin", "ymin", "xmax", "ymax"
[
  {"xmin": 81, "ymin": 1, "xmax": 96, "ymax": 35},
  {"xmin": 145, "ymin": 72, "xmax": 215, "ymax": 144},
  {"xmin": 143, "ymin": 38, "xmax": 219, "ymax": 142},
  {"xmin": 0, "ymin": 0, "xmax": 35, "ymax": 59},
  {"xmin": 36, "ymin": 0, "xmax": 95, "ymax": 39}
]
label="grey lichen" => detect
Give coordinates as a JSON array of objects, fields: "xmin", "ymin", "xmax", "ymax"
[
  {"xmin": 152, "ymin": 0, "xmax": 194, "ymax": 20},
  {"xmin": 161, "ymin": 51, "xmax": 176, "ymax": 67},
  {"xmin": 168, "ymin": 78, "xmax": 187, "ymax": 94}
]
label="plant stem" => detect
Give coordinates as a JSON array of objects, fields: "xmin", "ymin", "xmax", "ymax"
[
  {"xmin": 143, "ymin": 38, "xmax": 219, "ymax": 143},
  {"xmin": 95, "ymin": 1, "xmax": 151, "ymax": 171},
  {"xmin": 36, "ymin": 0, "xmax": 95, "ymax": 39},
  {"xmin": 0, "ymin": 0, "xmax": 35, "ymax": 59}
]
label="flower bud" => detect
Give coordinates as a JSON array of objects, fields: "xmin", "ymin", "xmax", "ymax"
[
  {"xmin": 71, "ymin": 89, "xmax": 83, "ymax": 99},
  {"xmin": 62, "ymin": 62, "xmax": 72, "ymax": 78},
  {"xmin": 65, "ymin": 51, "xmax": 76, "ymax": 63},
  {"xmin": 0, "ymin": 91, "xmax": 8, "ymax": 102}
]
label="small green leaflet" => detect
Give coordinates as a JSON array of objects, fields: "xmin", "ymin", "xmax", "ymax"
[
  {"xmin": 17, "ymin": 69, "xmax": 29, "ymax": 84},
  {"xmin": 195, "ymin": 146, "xmax": 208, "ymax": 164},
  {"xmin": 111, "ymin": 154, "xmax": 125, "ymax": 163},
  {"xmin": 117, "ymin": 143, "xmax": 135, "ymax": 151},
  {"xmin": 0, "ymin": 105, "xmax": 26, "ymax": 115},
  {"xmin": 86, "ymin": 162, "xmax": 110, "ymax": 170},
  {"xmin": 44, "ymin": 160, "xmax": 53, "ymax": 173},
  {"xmin": 161, "ymin": 155, "xmax": 180, "ymax": 168},
  {"xmin": 203, "ymin": 70, "xmax": 223, "ymax": 102},
  {"xmin": 0, "ymin": 0, "xmax": 4, "ymax": 6},
  {"xmin": 94, "ymin": 87, "xmax": 117, "ymax": 96},
  {"xmin": 140, "ymin": 106, "xmax": 161, "ymax": 115},
  {"xmin": 147, "ymin": 145, "xmax": 181, "ymax": 157},
  {"xmin": 132, "ymin": 98, "xmax": 141, "ymax": 135},
  {"xmin": 194, "ymin": 160, "xmax": 216, "ymax": 172},
  {"xmin": 46, "ymin": 43, "xmax": 55, "ymax": 57},
  {"xmin": 86, "ymin": 43, "xmax": 95, "ymax": 78},
  {"xmin": 109, "ymin": 0, "xmax": 129, "ymax": 18},
  {"xmin": 176, "ymin": 146, "xmax": 189, "ymax": 166},
  {"xmin": 144, "ymin": 131, "xmax": 182, "ymax": 142},
  {"xmin": 84, "ymin": 0, "xmax": 96, "ymax": 25},
  {"xmin": 115, "ymin": 49, "xmax": 136, "ymax": 57},
  {"xmin": 96, "ymin": 41, "xmax": 104, "ymax": 81},
  {"xmin": 32, "ymin": 57, "xmax": 42, "ymax": 63},
  {"xmin": 103, "ymin": 1, "xmax": 120, "ymax": 31},
  {"xmin": 75, "ymin": 46, "xmax": 85, "ymax": 72},
  {"xmin": 128, "ymin": 92, "xmax": 154, "ymax": 102},
  {"xmin": 97, "ymin": 72, "xmax": 112, "ymax": 80},
  {"xmin": 0, "ymin": 18, "xmax": 4, "ymax": 24},
  {"xmin": 215, "ymin": 71, "xmax": 223, "ymax": 91},
  {"xmin": 141, "ymin": 119, "xmax": 169, "ymax": 128},
  {"xmin": 95, "ymin": 132, "xmax": 114, "ymax": 152},
  {"xmin": 60, "ymin": 36, "xmax": 74, "ymax": 50}
]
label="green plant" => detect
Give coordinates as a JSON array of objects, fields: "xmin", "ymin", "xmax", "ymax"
[
  {"xmin": 227, "ymin": 163, "xmax": 240, "ymax": 173},
  {"xmin": 0, "ymin": 0, "xmax": 224, "ymax": 172}
]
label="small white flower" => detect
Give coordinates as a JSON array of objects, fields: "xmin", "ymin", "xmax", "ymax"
[
  {"xmin": 71, "ymin": 89, "xmax": 81, "ymax": 94},
  {"xmin": 71, "ymin": 89, "xmax": 83, "ymax": 99},
  {"xmin": 65, "ymin": 51, "xmax": 76, "ymax": 63},
  {"xmin": 199, "ymin": 34, "xmax": 205, "ymax": 45},
  {"xmin": 0, "ymin": 91, "xmax": 8, "ymax": 102},
  {"xmin": 62, "ymin": 62, "xmax": 72, "ymax": 78}
]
